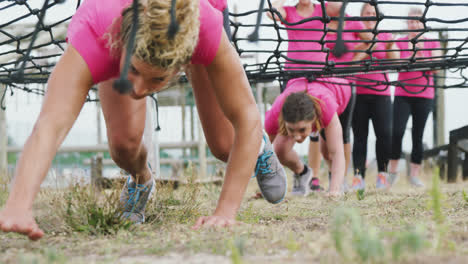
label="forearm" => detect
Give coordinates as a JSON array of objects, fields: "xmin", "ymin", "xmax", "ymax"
[
  {"xmin": 214, "ymin": 106, "xmax": 262, "ymax": 218},
  {"xmin": 6, "ymin": 117, "xmax": 72, "ymax": 210},
  {"xmin": 267, "ymin": 0, "xmax": 287, "ymax": 21},
  {"xmin": 329, "ymin": 150, "xmax": 345, "ymax": 193}
]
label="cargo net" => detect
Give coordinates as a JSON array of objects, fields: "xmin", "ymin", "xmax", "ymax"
[
  {"xmin": 1, "ymin": 0, "xmax": 468, "ymax": 100},
  {"xmin": 231, "ymin": 0, "xmax": 468, "ymax": 91}
]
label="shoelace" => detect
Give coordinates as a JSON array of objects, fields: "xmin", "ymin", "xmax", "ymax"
[
  {"xmin": 124, "ymin": 182, "xmax": 149, "ymax": 214},
  {"xmin": 255, "ymin": 150, "xmax": 273, "ymax": 176}
]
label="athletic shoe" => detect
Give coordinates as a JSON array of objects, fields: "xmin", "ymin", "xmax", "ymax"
[
  {"xmin": 376, "ymin": 172, "xmax": 389, "ymax": 189},
  {"xmin": 291, "ymin": 165, "xmax": 313, "ymax": 196},
  {"xmin": 309, "ymin": 177, "xmax": 324, "ymax": 192},
  {"xmin": 351, "ymin": 175, "xmax": 365, "ymax": 191},
  {"xmin": 409, "ymin": 176, "xmax": 425, "ymax": 188},
  {"xmin": 254, "ymin": 133, "xmax": 287, "ymax": 204},
  {"xmin": 388, "ymin": 172, "xmax": 399, "ymax": 186},
  {"xmin": 119, "ymin": 175, "xmax": 155, "ymax": 224}
]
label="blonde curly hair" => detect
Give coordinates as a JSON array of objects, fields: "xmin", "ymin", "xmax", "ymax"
[{"xmin": 108, "ymin": 0, "xmax": 200, "ymax": 71}]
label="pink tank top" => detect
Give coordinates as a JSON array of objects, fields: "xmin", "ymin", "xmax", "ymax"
[
  {"xmin": 66, "ymin": 0, "xmax": 223, "ymax": 84},
  {"xmin": 265, "ymin": 77, "xmax": 351, "ymax": 135},
  {"xmin": 355, "ymin": 32, "xmax": 393, "ymax": 96},
  {"xmin": 325, "ymin": 18, "xmax": 365, "ymax": 67},
  {"xmin": 395, "ymin": 36, "xmax": 441, "ymax": 99},
  {"xmin": 282, "ymin": 5, "xmax": 327, "ymax": 70}
]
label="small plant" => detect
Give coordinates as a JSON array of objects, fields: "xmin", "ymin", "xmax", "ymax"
[
  {"xmin": 392, "ymin": 225, "xmax": 426, "ymax": 260},
  {"xmin": 356, "ymin": 189, "xmax": 365, "ymax": 201},
  {"xmin": 285, "ymin": 233, "xmax": 301, "ymax": 254},
  {"xmin": 62, "ymin": 183, "xmax": 132, "ymax": 235},
  {"xmin": 462, "ymin": 190, "xmax": 468, "ymax": 203},
  {"xmin": 228, "ymin": 235, "xmax": 246, "ymax": 264},
  {"xmin": 332, "ymin": 207, "xmax": 426, "ymax": 262},
  {"xmin": 429, "ymin": 172, "xmax": 445, "ymax": 225}
]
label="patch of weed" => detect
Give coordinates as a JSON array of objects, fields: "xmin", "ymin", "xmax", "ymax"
[{"xmin": 61, "ymin": 183, "xmax": 132, "ymax": 235}]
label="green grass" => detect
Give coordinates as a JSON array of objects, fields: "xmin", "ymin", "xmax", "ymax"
[{"xmin": 1, "ymin": 168, "xmax": 468, "ymax": 263}]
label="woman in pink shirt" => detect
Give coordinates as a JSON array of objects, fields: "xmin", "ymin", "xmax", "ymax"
[
  {"xmin": 265, "ymin": 77, "xmax": 354, "ymax": 196},
  {"xmin": 388, "ymin": 8, "xmax": 442, "ymax": 187},
  {"xmin": 350, "ymin": 3, "xmax": 399, "ymax": 191},
  {"xmin": 267, "ymin": 1, "xmax": 371, "ymax": 194},
  {"xmin": 0, "ymin": 0, "xmax": 288, "ymax": 240},
  {"xmin": 267, "ymin": 0, "xmax": 327, "ymax": 195}
]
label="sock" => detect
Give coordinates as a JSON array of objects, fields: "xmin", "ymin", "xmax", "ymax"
[{"xmin": 299, "ymin": 164, "xmax": 309, "ymax": 176}]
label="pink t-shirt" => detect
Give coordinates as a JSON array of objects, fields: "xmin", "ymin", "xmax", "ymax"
[
  {"xmin": 395, "ymin": 36, "xmax": 441, "ymax": 99},
  {"xmin": 325, "ymin": 18, "xmax": 365, "ymax": 66},
  {"xmin": 355, "ymin": 32, "xmax": 393, "ymax": 96},
  {"xmin": 282, "ymin": 5, "xmax": 327, "ymax": 70},
  {"xmin": 208, "ymin": 0, "xmax": 227, "ymax": 11},
  {"xmin": 265, "ymin": 77, "xmax": 351, "ymax": 135},
  {"xmin": 67, "ymin": 0, "xmax": 223, "ymax": 84}
]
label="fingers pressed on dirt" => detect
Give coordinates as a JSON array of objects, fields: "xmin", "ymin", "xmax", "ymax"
[
  {"xmin": 203, "ymin": 217, "xmax": 218, "ymax": 227},
  {"xmin": 191, "ymin": 217, "xmax": 206, "ymax": 230}
]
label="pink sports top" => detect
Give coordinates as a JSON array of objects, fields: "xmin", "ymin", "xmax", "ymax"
[
  {"xmin": 67, "ymin": 0, "xmax": 223, "ymax": 84},
  {"xmin": 355, "ymin": 32, "xmax": 393, "ymax": 96},
  {"xmin": 282, "ymin": 5, "xmax": 327, "ymax": 70},
  {"xmin": 394, "ymin": 36, "xmax": 441, "ymax": 99},
  {"xmin": 265, "ymin": 77, "xmax": 351, "ymax": 135}
]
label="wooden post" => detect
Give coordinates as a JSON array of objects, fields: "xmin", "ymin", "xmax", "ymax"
[
  {"xmin": 91, "ymin": 153, "xmax": 103, "ymax": 190},
  {"xmin": 0, "ymin": 85, "xmax": 7, "ymax": 180},
  {"xmin": 256, "ymin": 83, "xmax": 265, "ymax": 123},
  {"xmin": 144, "ymin": 96, "xmax": 160, "ymax": 179},
  {"xmin": 434, "ymin": 31, "xmax": 448, "ymax": 147},
  {"xmin": 190, "ymin": 103, "xmax": 195, "ymax": 157},
  {"xmin": 96, "ymin": 98, "xmax": 102, "ymax": 145},
  {"xmin": 181, "ymin": 84, "xmax": 187, "ymax": 158},
  {"xmin": 447, "ymin": 134, "xmax": 458, "ymax": 183},
  {"xmin": 197, "ymin": 114, "xmax": 207, "ymax": 179}
]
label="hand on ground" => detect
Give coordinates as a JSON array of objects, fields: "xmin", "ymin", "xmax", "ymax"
[
  {"xmin": 0, "ymin": 207, "xmax": 44, "ymax": 241},
  {"xmin": 191, "ymin": 215, "xmax": 239, "ymax": 230}
]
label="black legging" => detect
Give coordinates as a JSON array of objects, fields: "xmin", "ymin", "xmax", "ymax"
[
  {"xmin": 391, "ymin": 96, "xmax": 433, "ymax": 164},
  {"xmin": 352, "ymin": 94, "xmax": 392, "ymax": 177}
]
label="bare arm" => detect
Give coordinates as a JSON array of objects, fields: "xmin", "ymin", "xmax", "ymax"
[
  {"xmin": 197, "ymin": 33, "xmax": 262, "ymax": 220},
  {"xmin": 0, "ymin": 45, "xmax": 93, "ymax": 239},
  {"xmin": 385, "ymin": 37, "xmax": 400, "ymax": 60},
  {"xmin": 266, "ymin": 0, "xmax": 287, "ymax": 22},
  {"xmin": 324, "ymin": 114, "xmax": 345, "ymax": 194}
]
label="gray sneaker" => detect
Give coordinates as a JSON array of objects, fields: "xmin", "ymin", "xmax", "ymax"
[
  {"xmin": 388, "ymin": 172, "xmax": 399, "ymax": 186},
  {"xmin": 291, "ymin": 165, "xmax": 312, "ymax": 196},
  {"xmin": 119, "ymin": 175, "xmax": 155, "ymax": 224},
  {"xmin": 409, "ymin": 176, "xmax": 425, "ymax": 188},
  {"xmin": 255, "ymin": 134, "xmax": 287, "ymax": 204}
]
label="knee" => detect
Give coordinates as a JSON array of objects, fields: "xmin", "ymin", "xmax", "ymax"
[
  {"xmin": 108, "ymin": 133, "xmax": 142, "ymax": 162},
  {"xmin": 208, "ymin": 138, "xmax": 231, "ymax": 162}
]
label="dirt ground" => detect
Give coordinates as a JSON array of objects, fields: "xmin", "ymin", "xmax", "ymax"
[{"xmin": 1, "ymin": 168, "xmax": 468, "ymax": 264}]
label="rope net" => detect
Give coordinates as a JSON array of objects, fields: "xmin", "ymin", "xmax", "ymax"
[{"xmin": 0, "ymin": 0, "xmax": 467, "ymax": 98}]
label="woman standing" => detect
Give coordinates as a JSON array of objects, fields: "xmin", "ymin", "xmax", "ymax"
[
  {"xmin": 350, "ymin": 3, "xmax": 399, "ymax": 191},
  {"xmin": 388, "ymin": 8, "xmax": 442, "ymax": 187}
]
